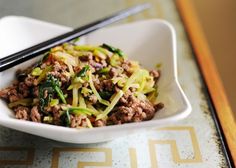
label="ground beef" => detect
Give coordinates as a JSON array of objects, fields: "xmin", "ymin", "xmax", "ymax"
[
  {"xmin": 119, "ymin": 89, "xmax": 132, "ymax": 104},
  {"xmin": 30, "ymin": 106, "xmax": 41, "ymax": 122},
  {"xmin": 0, "ymin": 85, "xmax": 23, "ymax": 103},
  {"xmin": 109, "ymin": 67, "xmax": 118, "ymax": 77},
  {"xmin": 89, "ymin": 60, "xmax": 103, "ymax": 70},
  {"xmin": 52, "ymin": 105, "xmax": 62, "ymax": 125},
  {"xmin": 53, "ymin": 61, "xmax": 67, "ymax": 72},
  {"xmin": 93, "ymin": 76, "xmax": 102, "ymax": 91},
  {"xmin": 14, "ymin": 106, "xmax": 30, "ymax": 120},
  {"xmin": 94, "ymin": 119, "xmax": 106, "ymax": 127},
  {"xmin": 40, "ymin": 61, "xmax": 51, "ymax": 69},
  {"xmin": 70, "ymin": 114, "xmax": 88, "ymax": 128},
  {"xmin": 88, "ymin": 94, "xmax": 97, "ymax": 104},
  {"xmin": 149, "ymin": 70, "xmax": 160, "ymax": 81},
  {"xmin": 102, "ymin": 79, "xmax": 113, "ymax": 91},
  {"xmin": 73, "ymin": 66, "xmax": 81, "ymax": 74},
  {"xmin": 39, "ymin": 104, "xmax": 62, "ymax": 125},
  {"xmin": 33, "ymin": 86, "xmax": 39, "ymax": 97},
  {"xmin": 121, "ymin": 60, "xmax": 132, "ymax": 75},
  {"xmin": 18, "ymin": 82, "xmax": 30, "ymax": 97},
  {"xmin": 49, "ymin": 71, "xmax": 70, "ymax": 83},
  {"xmin": 108, "ymin": 93, "xmax": 160, "ymax": 124},
  {"xmin": 154, "ymin": 102, "xmax": 164, "ymax": 111},
  {"xmin": 9, "ymin": 93, "xmax": 23, "ymax": 103},
  {"xmin": 100, "ymin": 60, "xmax": 107, "ymax": 67},
  {"xmin": 114, "ymin": 86, "xmax": 121, "ymax": 93},
  {"xmin": 47, "ymin": 61, "xmax": 70, "ymax": 84},
  {"xmin": 94, "ymin": 78, "xmax": 114, "ymax": 92},
  {"xmin": 0, "ymin": 87, "xmax": 11, "ymax": 99},
  {"xmin": 0, "ymin": 85, "xmax": 20, "ymax": 102},
  {"xmin": 82, "ymin": 82, "xmax": 89, "ymax": 88},
  {"xmin": 24, "ymin": 75, "xmax": 37, "ymax": 87},
  {"xmin": 79, "ymin": 53, "xmax": 93, "ymax": 61}
]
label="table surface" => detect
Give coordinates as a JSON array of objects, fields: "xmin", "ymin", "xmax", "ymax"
[{"xmin": 0, "ymin": 0, "xmax": 233, "ymax": 167}]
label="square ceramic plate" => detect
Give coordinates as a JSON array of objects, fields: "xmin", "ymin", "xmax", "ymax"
[{"xmin": 0, "ymin": 16, "xmax": 191, "ymax": 143}]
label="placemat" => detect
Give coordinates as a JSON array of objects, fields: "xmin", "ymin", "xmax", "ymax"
[{"xmin": 0, "ymin": 0, "xmax": 229, "ymax": 167}]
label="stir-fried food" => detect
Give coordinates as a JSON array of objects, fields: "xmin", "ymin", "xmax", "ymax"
[{"xmin": 0, "ymin": 43, "xmax": 164, "ymax": 128}]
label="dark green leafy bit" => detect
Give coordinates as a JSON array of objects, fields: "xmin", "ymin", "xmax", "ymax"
[
  {"xmin": 39, "ymin": 85, "xmax": 53, "ymax": 113},
  {"xmin": 60, "ymin": 110, "xmax": 71, "ymax": 127},
  {"xmin": 71, "ymin": 37, "xmax": 80, "ymax": 44},
  {"xmin": 42, "ymin": 52, "xmax": 50, "ymax": 62},
  {"xmin": 99, "ymin": 91, "xmax": 113, "ymax": 100},
  {"xmin": 39, "ymin": 74, "xmax": 66, "ymax": 112},
  {"xmin": 101, "ymin": 43, "xmax": 124, "ymax": 57},
  {"xmin": 60, "ymin": 107, "xmax": 97, "ymax": 127},
  {"xmin": 16, "ymin": 71, "xmax": 28, "ymax": 82},
  {"xmin": 76, "ymin": 65, "xmax": 90, "ymax": 77}
]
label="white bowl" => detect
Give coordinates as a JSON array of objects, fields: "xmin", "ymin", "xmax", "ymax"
[{"xmin": 0, "ymin": 16, "xmax": 191, "ymax": 143}]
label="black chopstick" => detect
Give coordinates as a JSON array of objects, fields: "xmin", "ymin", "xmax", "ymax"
[{"xmin": 0, "ymin": 3, "xmax": 150, "ymax": 72}]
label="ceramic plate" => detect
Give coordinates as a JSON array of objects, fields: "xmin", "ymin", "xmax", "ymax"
[{"xmin": 0, "ymin": 16, "xmax": 191, "ymax": 143}]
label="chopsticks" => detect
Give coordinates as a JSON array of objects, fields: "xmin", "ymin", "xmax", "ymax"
[{"xmin": 0, "ymin": 3, "xmax": 150, "ymax": 72}]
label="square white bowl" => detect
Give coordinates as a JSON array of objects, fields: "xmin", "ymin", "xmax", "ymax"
[{"xmin": 0, "ymin": 16, "xmax": 191, "ymax": 143}]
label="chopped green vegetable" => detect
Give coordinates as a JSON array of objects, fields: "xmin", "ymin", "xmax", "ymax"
[
  {"xmin": 78, "ymin": 93, "xmax": 86, "ymax": 108},
  {"xmin": 123, "ymin": 69, "xmax": 143, "ymax": 92},
  {"xmin": 68, "ymin": 107, "xmax": 97, "ymax": 116},
  {"xmin": 36, "ymin": 66, "xmax": 53, "ymax": 84},
  {"xmin": 41, "ymin": 52, "xmax": 50, "ymax": 63},
  {"xmin": 86, "ymin": 118, "xmax": 93, "ymax": 128},
  {"xmin": 71, "ymin": 37, "xmax": 80, "ymax": 44},
  {"xmin": 52, "ymin": 51, "xmax": 78, "ymax": 67},
  {"xmin": 147, "ymin": 88, "xmax": 158, "ymax": 103},
  {"xmin": 96, "ymin": 47, "xmax": 113, "ymax": 57},
  {"xmin": 93, "ymin": 49, "xmax": 106, "ymax": 59},
  {"xmin": 73, "ymin": 51, "xmax": 92, "ymax": 57},
  {"xmin": 87, "ymin": 104, "xmax": 100, "ymax": 116},
  {"xmin": 66, "ymin": 110, "xmax": 71, "ymax": 126},
  {"xmin": 76, "ymin": 65, "xmax": 89, "ymax": 77},
  {"xmin": 81, "ymin": 87, "xmax": 92, "ymax": 97},
  {"xmin": 98, "ymin": 67, "xmax": 110, "ymax": 74},
  {"xmin": 31, "ymin": 67, "xmax": 42, "ymax": 76},
  {"xmin": 39, "ymin": 75, "xmax": 66, "ymax": 112},
  {"xmin": 54, "ymin": 84, "xmax": 67, "ymax": 104},
  {"xmin": 73, "ymin": 77, "xmax": 85, "ymax": 84},
  {"xmin": 135, "ymin": 92, "xmax": 147, "ymax": 101},
  {"xmin": 110, "ymin": 54, "xmax": 121, "ymax": 67},
  {"xmin": 67, "ymin": 83, "xmax": 81, "ymax": 90},
  {"xmin": 96, "ymin": 90, "xmax": 124, "ymax": 120},
  {"xmin": 8, "ymin": 98, "xmax": 33, "ymax": 108},
  {"xmin": 101, "ymin": 43, "xmax": 125, "ymax": 57},
  {"xmin": 60, "ymin": 110, "xmax": 71, "ymax": 127},
  {"xmin": 72, "ymin": 87, "xmax": 79, "ymax": 107},
  {"xmin": 143, "ymin": 88, "xmax": 155, "ymax": 94},
  {"xmin": 74, "ymin": 45, "xmax": 95, "ymax": 51},
  {"xmin": 43, "ymin": 116, "xmax": 53, "ymax": 123},
  {"xmin": 50, "ymin": 99, "xmax": 59, "ymax": 106},
  {"xmin": 68, "ymin": 64, "xmax": 75, "ymax": 76},
  {"xmin": 88, "ymin": 71, "xmax": 110, "ymax": 106}
]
